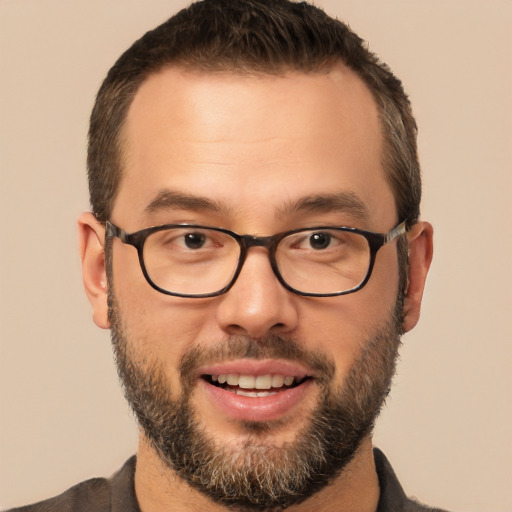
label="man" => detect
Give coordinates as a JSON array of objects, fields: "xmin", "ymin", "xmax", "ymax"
[{"xmin": 9, "ymin": 0, "xmax": 439, "ymax": 510}]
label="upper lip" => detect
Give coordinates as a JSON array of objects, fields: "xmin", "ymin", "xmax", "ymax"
[{"xmin": 196, "ymin": 359, "xmax": 313, "ymax": 380}]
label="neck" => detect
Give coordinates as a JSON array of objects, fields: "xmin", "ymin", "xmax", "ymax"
[{"xmin": 134, "ymin": 435, "xmax": 380, "ymax": 512}]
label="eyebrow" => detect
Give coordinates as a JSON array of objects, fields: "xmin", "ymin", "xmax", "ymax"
[
  {"xmin": 280, "ymin": 192, "xmax": 370, "ymax": 222},
  {"xmin": 145, "ymin": 189, "xmax": 369, "ymax": 223},
  {"xmin": 145, "ymin": 190, "xmax": 228, "ymax": 215}
]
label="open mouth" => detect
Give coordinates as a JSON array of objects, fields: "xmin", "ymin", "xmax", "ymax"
[{"xmin": 203, "ymin": 373, "xmax": 310, "ymax": 397}]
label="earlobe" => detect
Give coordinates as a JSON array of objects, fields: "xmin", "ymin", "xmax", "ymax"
[
  {"xmin": 402, "ymin": 221, "xmax": 434, "ymax": 333},
  {"xmin": 78, "ymin": 212, "xmax": 110, "ymax": 329}
]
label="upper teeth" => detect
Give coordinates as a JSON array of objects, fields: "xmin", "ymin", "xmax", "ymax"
[{"xmin": 212, "ymin": 374, "xmax": 296, "ymax": 389}]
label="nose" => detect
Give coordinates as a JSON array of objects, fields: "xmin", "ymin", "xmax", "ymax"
[{"xmin": 215, "ymin": 248, "xmax": 299, "ymax": 338}]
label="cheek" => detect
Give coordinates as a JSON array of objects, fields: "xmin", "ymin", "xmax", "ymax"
[
  {"xmin": 368, "ymin": 244, "xmax": 401, "ymax": 313},
  {"xmin": 110, "ymin": 247, "xmax": 216, "ymax": 392},
  {"xmin": 298, "ymin": 250, "xmax": 400, "ymax": 385}
]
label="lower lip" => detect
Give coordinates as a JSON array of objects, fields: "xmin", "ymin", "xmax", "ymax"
[{"xmin": 201, "ymin": 379, "xmax": 314, "ymax": 422}]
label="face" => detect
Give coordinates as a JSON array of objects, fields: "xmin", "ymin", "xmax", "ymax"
[{"xmin": 81, "ymin": 65, "xmax": 431, "ymax": 509}]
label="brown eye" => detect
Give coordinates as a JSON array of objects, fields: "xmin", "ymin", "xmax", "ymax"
[
  {"xmin": 184, "ymin": 232, "xmax": 206, "ymax": 249},
  {"xmin": 309, "ymin": 232, "xmax": 331, "ymax": 250}
]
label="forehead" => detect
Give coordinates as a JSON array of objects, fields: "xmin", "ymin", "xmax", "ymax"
[{"xmin": 115, "ymin": 65, "xmax": 394, "ymax": 230}]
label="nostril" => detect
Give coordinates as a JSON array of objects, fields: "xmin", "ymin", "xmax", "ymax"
[
  {"xmin": 222, "ymin": 322, "xmax": 288, "ymax": 339},
  {"xmin": 224, "ymin": 324, "xmax": 247, "ymax": 336}
]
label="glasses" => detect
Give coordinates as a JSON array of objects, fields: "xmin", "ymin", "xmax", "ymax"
[{"xmin": 105, "ymin": 220, "xmax": 407, "ymax": 298}]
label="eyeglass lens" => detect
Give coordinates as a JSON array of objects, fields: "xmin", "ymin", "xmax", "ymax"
[{"xmin": 141, "ymin": 226, "xmax": 372, "ymax": 296}]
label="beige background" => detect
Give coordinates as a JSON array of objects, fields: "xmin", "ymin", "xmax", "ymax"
[{"xmin": 1, "ymin": 1, "xmax": 511, "ymax": 510}]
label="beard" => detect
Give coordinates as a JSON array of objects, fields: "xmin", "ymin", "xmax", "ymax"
[
  {"xmin": 106, "ymin": 236, "xmax": 408, "ymax": 511},
  {"xmin": 108, "ymin": 284, "xmax": 404, "ymax": 511}
]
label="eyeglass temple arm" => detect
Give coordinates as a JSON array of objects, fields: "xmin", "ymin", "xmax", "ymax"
[
  {"xmin": 385, "ymin": 220, "xmax": 407, "ymax": 244},
  {"xmin": 105, "ymin": 221, "xmax": 128, "ymax": 242}
]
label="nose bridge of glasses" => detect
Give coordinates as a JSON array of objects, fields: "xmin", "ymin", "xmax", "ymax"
[
  {"xmin": 236, "ymin": 233, "xmax": 281, "ymax": 280},
  {"xmin": 231, "ymin": 234, "xmax": 284, "ymax": 295},
  {"xmin": 240, "ymin": 234, "xmax": 276, "ymax": 251}
]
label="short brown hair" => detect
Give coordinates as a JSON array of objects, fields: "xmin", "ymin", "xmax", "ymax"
[{"xmin": 88, "ymin": 0, "xmax": 421, "ymax": 226}]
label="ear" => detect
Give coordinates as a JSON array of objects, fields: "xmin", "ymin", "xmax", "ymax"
[
  {"xmin": 78, "ymin": 212, "xmax": 109, "ymax": 329},
  {"xmin": 402, "ymin": 221, "xmax": 434, "ymax": 333}
]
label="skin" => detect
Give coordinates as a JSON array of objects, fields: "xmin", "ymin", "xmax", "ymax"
[{"xmin": 79, "ymin": 63, "xmax": 433, "ymax": 511}]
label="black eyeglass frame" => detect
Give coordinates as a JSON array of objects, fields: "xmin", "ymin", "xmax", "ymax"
[{"xmin": 105, "ymin": 220, "xmax": 407, "ymax": 298}]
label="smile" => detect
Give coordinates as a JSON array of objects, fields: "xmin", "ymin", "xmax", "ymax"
[
  {"xmin": 204, "ymin": 373, "xmax": 308, "ymax": 397},
  {"xmin": 197, "ymin": 361, "xmax": 315, "ymax": 422}
]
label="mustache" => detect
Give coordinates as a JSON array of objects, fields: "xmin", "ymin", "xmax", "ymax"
[{"xmin": 179, "ymin": 334, "xmax": 336, "ymax": 388}]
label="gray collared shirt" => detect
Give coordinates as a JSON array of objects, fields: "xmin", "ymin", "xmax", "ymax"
[{"xmin": 6, "ymin": 449, "xmax": 449, "ymax": 511}]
